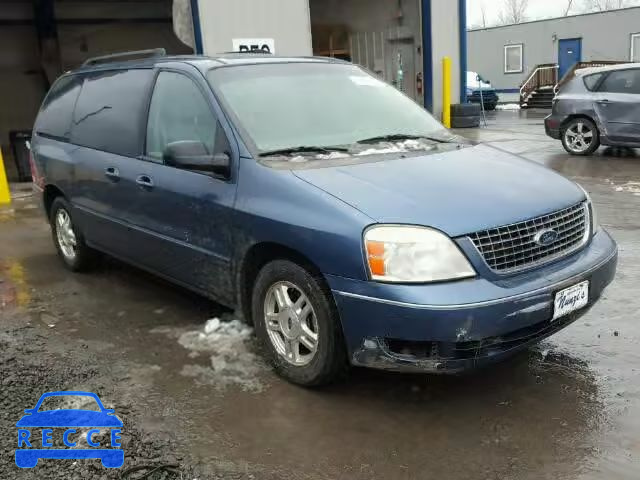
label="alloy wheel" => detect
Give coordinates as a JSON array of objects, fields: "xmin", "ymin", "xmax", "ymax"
[
  {"xmin": 55, "ymin": 209, "xmax": 77, "ymax": 260},
  {"xmin": 263, "ymin": 281, "xmax": 319, "ymax": 366},
  {"xmin": 564, "ymin": 121, "xmax": 594, "ymax": 154}
]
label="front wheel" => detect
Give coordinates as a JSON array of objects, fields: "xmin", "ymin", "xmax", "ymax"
[
  {"xmin": 252, "ymin": 260, "xmax": 348, "ymax": 386},
  {"xmin": 561, "ymin": 118, "xmax": 600, "ymax": 156}
]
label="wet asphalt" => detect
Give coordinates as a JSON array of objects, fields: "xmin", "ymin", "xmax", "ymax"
[{"xmin": 1, "ymin": 109, "xmax": 639, "ymax": 479}]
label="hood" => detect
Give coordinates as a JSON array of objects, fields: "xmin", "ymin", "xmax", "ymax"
[{"xmin": 293, "ymin": 144, "xmax": 584, "ymax": 237}]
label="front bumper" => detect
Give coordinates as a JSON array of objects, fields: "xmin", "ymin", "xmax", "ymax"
[
  {"xmin": 327, "ymin": 229, "xmax": 618, "ymax": 373},
  {"xmin": 468, "ymin": 91, "xmax": 499, "ymax": 106}
]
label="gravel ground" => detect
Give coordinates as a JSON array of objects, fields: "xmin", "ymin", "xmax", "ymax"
[{"xmin": 0, "ymin": 310, "xmax": 206, "ymax": 480}]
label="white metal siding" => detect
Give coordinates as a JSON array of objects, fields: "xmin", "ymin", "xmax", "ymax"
[
  {"xmin": 431, "ymin": 0, "xmax": 460, "ymax": 118},
  {"xmin": 468, "ymin": 7, "xmax": 640, "ymax": 95},
  {"xmin": 197, "ymin": 0, "xmax": 313, "ymax": 56}
]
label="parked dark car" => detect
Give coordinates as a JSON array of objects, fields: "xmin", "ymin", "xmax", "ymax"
[
  {"xmin": 466, "ymin": 71, "xmax": 499, "ymax": 110},
  {"xmin": 31, "ymin": 51, "xmax": 617, "ymax": 386},
  {"xmin": 545, "ymin": 63, "xmax": 640, "ymax": 155}
]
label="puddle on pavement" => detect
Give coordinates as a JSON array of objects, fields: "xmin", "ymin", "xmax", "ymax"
[{"xmin": 0, "ymin": 259, "xmax": 31, "ymax": 309}]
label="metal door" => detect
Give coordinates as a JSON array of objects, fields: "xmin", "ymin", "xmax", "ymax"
[
  {"xmin": 595, "ymin": 68, "xmax": 640, "ymax": 142},
  {"xmin": 558, "ymin": 38, "xmax": 582, "ymax": 80}
]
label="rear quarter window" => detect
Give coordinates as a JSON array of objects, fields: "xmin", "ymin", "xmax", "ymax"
[
  {"xmin": 35, "ymin": 75, "xmax": 83, "ymax": 139},
  {"xmin": 598, "ymin": 69, "xmax": 640, "ymax": 94},
  {"xmin": 583, "ymin": 73, "xmax": 603, "ymax": 91},
  {"xmin": 70, "ymin": 69, "xmax": 154, "ymax": 157}
]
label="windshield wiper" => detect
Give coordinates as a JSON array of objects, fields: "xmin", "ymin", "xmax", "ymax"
[
  {"xmin": 259, "ymin": 146, "xmax": 349, "ymax": 157},
  {"xmin": 356, "ymin": 134, "xmax": 452, "ymax": 144}
]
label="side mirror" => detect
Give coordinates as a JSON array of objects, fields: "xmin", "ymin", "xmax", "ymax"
[{"xmin": 163, "ymin": 141, "xmax": 230, "ymax": 177}]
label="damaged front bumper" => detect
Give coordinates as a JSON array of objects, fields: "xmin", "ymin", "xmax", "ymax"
[{"xmin": 327, "ymin": 229, "xmax": 618, "ymax": 374}]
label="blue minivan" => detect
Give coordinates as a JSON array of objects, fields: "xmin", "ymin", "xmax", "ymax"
[{"xmin": 31, "ymin": 50, "xmax": 618, "ymax": 386}]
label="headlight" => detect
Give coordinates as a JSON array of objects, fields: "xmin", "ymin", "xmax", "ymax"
[
  {"xmin": 577, "ymin": 184, "xmax": 599, "ymax": 234},
  {"xmin": 466, "ymin": 88, "xmax": 474, "ymax": 96},
  {"xmin": 364, "ymin": 225, "xmax": 476, "ymax": 283}
]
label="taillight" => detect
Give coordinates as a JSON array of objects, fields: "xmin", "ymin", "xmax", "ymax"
[{"xmin": 29, "ymin": 151, "xmax": 44, "ymax": 189}]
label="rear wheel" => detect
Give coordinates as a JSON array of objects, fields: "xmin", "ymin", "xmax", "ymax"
[
  {"xmin": 252, "ymin": 260, "xmax": 348, "ymax": 386},
  {"xmin": 50, "ymin": 197, "xmax": 97, "ymax": 271},
  {"xmin": 561, "ymin": 118, "xmax": 600, "ymax": 156}
]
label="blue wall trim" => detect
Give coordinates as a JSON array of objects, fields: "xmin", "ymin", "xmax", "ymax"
[
  {"xmin": 422, "ymin": 0, "xmax": 433, "ymax": 112},
  {"xmin": 190, "ymin": 0, "xmax": 203, "ymax": 54},
  {"xmin": 458, "ymin": 0, "xmax": 467, "ymax": 103}
]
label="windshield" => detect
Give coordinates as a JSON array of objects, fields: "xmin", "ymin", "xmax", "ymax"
[
  {"xmin": 37, "ymin": 395, "xmax": 101, "ymax": 412},
  {"xmin": 207, "ymin": 63, "xmax": 447, "ymax": 155}
]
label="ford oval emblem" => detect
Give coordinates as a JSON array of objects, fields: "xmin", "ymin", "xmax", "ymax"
[{"xmin": 534, "ymin": 228, "xmax": 559, "ymax": 247}]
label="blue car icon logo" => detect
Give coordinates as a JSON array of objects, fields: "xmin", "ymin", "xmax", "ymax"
[{"xmin": 15, "ymin": 391, "xmax": 123, "ymax": 468}]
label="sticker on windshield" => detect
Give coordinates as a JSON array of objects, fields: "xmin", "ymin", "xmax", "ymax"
[{"xmin": 349, "ymin": 76, "xmax": 384, "ymax": 87}]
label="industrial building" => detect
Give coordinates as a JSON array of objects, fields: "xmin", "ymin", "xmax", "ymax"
[
  {"xmin": 468, "ymin": 6, "xmax": 640, "ymax": 104},
  {"xmin": 1, "ymin": 0, "xmax": 467, "ymax": 182}
]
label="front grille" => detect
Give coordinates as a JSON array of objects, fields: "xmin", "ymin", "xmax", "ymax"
[{"xmin": 469, "ymin": 202, "xmax": 589, "ymax": 274}]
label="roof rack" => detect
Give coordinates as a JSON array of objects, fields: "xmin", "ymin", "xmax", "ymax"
[{"xmin": 82, "ymin": 48, "xmax": 167, "ymax": 67}]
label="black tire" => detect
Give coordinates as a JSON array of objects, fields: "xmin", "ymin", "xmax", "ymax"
[
  {"xmin": 252, "ymin": 259, "xmax": 348, "ymax": 387},
  {"xmin": 451, "ymin": 115, "xmax": 480, "ymax": 128},
  {"xmin": 450, "ymin": 103, "xmax": 481, "ymax": 117},
  {"xmin": 50, "ymin": 197, "xmax": 97, "ymax": 272},
  {"xmin": 561, "ymin": 117, "xmax": 600, "ymax": 156},
  {"xmin": 484, "ymin": 103, "xmax": 497, "ymax": 111}
]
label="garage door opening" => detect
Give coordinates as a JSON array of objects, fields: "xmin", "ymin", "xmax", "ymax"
[
  {"xmin": 309, "ymin": 0, "xmax": 423, "ymax": 103},
  {"xmin": 1, "ymin": 0, "xmax": 192, "ymax": 182}
]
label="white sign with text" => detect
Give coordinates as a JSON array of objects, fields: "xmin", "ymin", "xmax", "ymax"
[{"xmin": 232, "ymin": 38, "xmax": 275, "ymax": 54}]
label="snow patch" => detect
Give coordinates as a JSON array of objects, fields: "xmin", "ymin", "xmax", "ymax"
[
  {"xmin": 495, "ymin": 103, "xmax": 521, "ymax": 111},
  {"xmin": 356, "ymin": 139, "xmax": 437, "ymax": 157},
  {"xmin": 176, "ymin": 318, "xmax": 265, "ymax": 392},
  {"xmin": 612, "ymin": 181, "xmax": 640, "ymax": 195}
]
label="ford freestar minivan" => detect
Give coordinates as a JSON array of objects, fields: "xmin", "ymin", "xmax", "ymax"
[{"xmin": 31, "ymin": 50, "xmax": 618, "ymax": 386}]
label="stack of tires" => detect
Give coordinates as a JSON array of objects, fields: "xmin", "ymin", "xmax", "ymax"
[{"xmin": 450, "ymin": 104, "xmax": 481, "ymax": 128}]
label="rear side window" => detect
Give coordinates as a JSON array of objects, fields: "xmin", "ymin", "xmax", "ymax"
[
  {"xmin": 583, "ymin": 73, "xmax": 603, "ymax": 91},
  {"xmin": 598, "ymin": 69, "xmax": 640, "ymax": 94},
  {"xmin": 35, "ymin": 75, "xmax": 83, "ymax": 140},
  {"xmin": 70, "ymin": 69, "xmax": 154, "ymax": 157}
]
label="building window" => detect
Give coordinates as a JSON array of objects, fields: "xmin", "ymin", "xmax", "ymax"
[
  {"xmin": 504, "ymin": 44, "xmax": 523, "ymax": 74},
  {"xmin": 631, "ymin": 33, "xmax": 640, "ymax": 62}
]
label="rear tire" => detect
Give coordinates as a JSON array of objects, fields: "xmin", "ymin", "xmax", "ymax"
[
  {"xmin": 451, "ymin": 115, "xmax": 480, "ymax": 128},
  {"xmin": 252, "ymin": 259, "xmax": 348, "ymax": 387},
  {"xmin": 561, "ymin": 118, "xmax": 600, "ymax": 156},
  {"xmin": 451, "ymin": 103, "xmax": 481, "ymax": 116},
  {"xmin": 50, "ymin": 197, "xmax": 97, "ymax": 272}
]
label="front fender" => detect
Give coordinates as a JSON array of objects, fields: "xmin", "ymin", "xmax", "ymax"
[{"xmin": 233, "ymin": 158, "xmax": 373, "ymax": 281}]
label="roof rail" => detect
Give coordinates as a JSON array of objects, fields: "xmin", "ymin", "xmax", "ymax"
[
  {"xmin": 219, "ymin": 50, "xmax": 273, "ymax": 55},
  {"xmin": 82, "ymin": 48, "xmax": 167, "ymax": 67}
]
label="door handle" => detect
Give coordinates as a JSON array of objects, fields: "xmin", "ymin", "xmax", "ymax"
[
  {"xmin": 104, "ymin": 167, "xmax": 120, "ymax": 181},
  {"xmin": 596, "ymin": 99, "xmax": 611, "ymax": 105},
  {"xmin": 136, "ymin": 175, "xmax": 154, "ymax": 189}
]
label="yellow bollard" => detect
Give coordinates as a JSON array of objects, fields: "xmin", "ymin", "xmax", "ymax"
[
  {"xmin": 442, "ymin": 56, "xmax": 452, "ymax": 128},
  {"xmin": 0, "ymin": 147, "xmax": 11, "ymax": 205}
]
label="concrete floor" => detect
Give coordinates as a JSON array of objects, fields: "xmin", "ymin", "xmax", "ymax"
[{"xmin": 1, "ymin": 109, "xmax": 639, "ymax": 479}]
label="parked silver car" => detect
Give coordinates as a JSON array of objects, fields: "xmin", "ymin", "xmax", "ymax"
[{"xmin": 545, "ymin": 63, "xmax": 640, "ymax": 155}]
